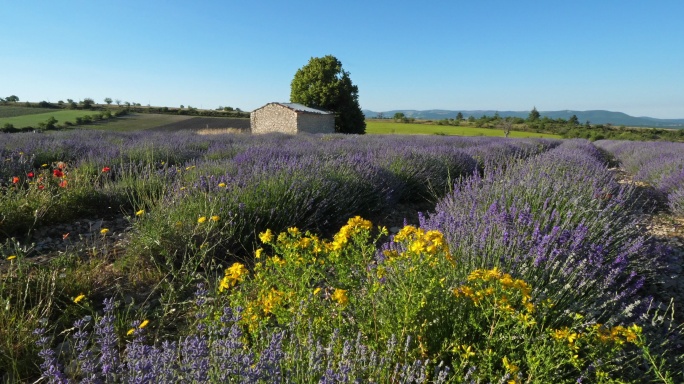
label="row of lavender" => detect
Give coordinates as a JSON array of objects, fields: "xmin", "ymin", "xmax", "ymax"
[
  {"xmin": 595, "ymin": 140, "xmax": 684, "ymax": 215},
  {"xmin": 0, "ymin": 130, "xmax": 556, "ymax": 249},
  {"xmin": 420, "ymin": 140, "xmax": 666, "ymax": 324},
  {"xmin": 30, "ymin": 139, "xmax": 682, "ymax": 382}
]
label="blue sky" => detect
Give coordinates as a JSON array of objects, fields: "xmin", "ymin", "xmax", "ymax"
[{"xmin": 1, "ymin": 1, "xmax": 683, "ymax": 118}]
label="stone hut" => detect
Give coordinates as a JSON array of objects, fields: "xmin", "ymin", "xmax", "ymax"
[{"xmin": 250, "ymin": 102, "xmax": 335, "ymax": 134}]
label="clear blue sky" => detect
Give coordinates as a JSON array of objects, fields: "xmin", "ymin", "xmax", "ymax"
[{"xmin": 1, "ymin": 1, "xmax": 683, "ymax": 118}]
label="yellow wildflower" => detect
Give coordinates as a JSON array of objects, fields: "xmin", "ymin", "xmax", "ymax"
[
  {"xmin": 394, "ymin": 225, "xmax": 419, "ymax": 242},
  {"xmin": 139, "ymin": 319, "xmax": 150, "ymax": 329},
  {"xmin": 100, "ymin": 228, "xmax": 109, "ymax": 235},
  {"xmin": 197, "ymin": 216, "xmax": 207, "ymax": 224},
  {"xmin": 484, "ymin": 268, "xmax": 502, "ymax": 280},
  {"xmin": 218, "ymin": 182, "xmax": 226, "ymax": 188},
  {"xmin": 502, "ymin": 356, "xmax": 519, "ymax": 374},
  {"xmin": 6, "ymin": 255, "xmax": 16, "ymax": 261},
  {"xmin": 460, "ymin": 344, "xmax": 476, "ymax": 359},
  {"xmin": 313, "ymin": 287, "xmax": 322, "ymax": 296},
  {"xmin": 332, "ymin": 288, "xmax": 349, "ymax": 306},
  {"xmin": 259, "ymin": 229, "xmax": 273, "ymax": 243},
  {"xmin": 211, "ymin": 215, "xmax": 220, "ymax": 222},
  {"xmin": 287, "ymin": 227, "xmax": 300, "ymax": 236},
  {"xmin": 135, "ymin": 209, "xmax": 145, "ymax": 216},
  {"xmin": 255, "ymin": 248, "xmax": 263, "ymax": 259},
  {"xmin": 262, "ymin": 289, "xmax": 283, "ymax": 314},
  {"xmin": 223, "ymin": 262, "xmax": 248, "ymax": 288},
  {"xmin": 127, "ymin": 328, "xmax": 135, "ymax": 336},
  {"xmin": 73, "ymin": 294, "xmax": 86, "ymax": 304},
  {"xmin": 409, "ymin": 239, "xmax": 426, "ymax": 253}
]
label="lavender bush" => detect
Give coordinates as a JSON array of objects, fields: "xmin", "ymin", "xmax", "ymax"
[
  {"xmin": 596, "ymin": 140, "xmax": 684, "ymax": 215},
  {"xmin": 420, "ymin": 140, "xmax": 666, "ymax": 325}
]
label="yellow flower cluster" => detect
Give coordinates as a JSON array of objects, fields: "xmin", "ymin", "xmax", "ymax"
[
  {"xmin": 454, "ymin": 268, "xmax": 535, "ymax": 318},
  {"xmin": 591, "ymin": 323, "xmax": 642, "ymax": 345},
  {"xmin": 330, "ymin": 216, "xmax": 372, "ymax": 251},
  {"xmin": 391, "ymin": 225, "xmax": 452, "ymax": 261},
  {"xmin": 331, "ymin": 288, "xmax": 349, "ymax": 306},
  {"xmin": 259, "ymin": 229, "xmax": 274, "ymax": 244},
  {"xmin": 219, "ymin": 262, "xmax": 249, "ymax": 292}
]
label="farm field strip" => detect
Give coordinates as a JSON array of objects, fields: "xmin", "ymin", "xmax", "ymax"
[
  {"xmin": 0, "ymin": 105, "xmax": 56, "ymax": 118},
  {"xmin": 365, "ymin": 120, "xmax": 561, "ymax": 138},
  {"xmin": 0, "ymin": 109, "xmax": 108, "ymax": 127},
  {"xmin": 0, "ymin": 130, "xmax": 682, "ymax": 382}
]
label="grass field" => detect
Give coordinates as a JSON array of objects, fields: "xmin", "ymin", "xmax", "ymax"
[
  {"xmin": 365, "ymin": 120, "xmax": 561, "ymax": 138},
  {"xmin": 0, "ymin": 106, "xmax": 56, "ymax": 118},
  {"xmin": 0, "ymin": 109, "xmax": 107, "ymax": 128}
]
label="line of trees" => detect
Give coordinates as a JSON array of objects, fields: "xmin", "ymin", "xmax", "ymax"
[{"xmin": 1, "ymin": 96, "xmax": 249, "ymax": 118}]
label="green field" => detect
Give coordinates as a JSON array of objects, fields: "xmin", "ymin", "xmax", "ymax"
[
  {"xmin": 366, "ymin": 120, "xmax": 561, "ymax": 138},
  {"xmin": 0, "ymin": 110, "xmax": 107, "ymax": 128}
]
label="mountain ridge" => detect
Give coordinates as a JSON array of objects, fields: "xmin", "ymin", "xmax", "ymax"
[{"xmin": 362, "ymin": 109, "xmax": 684, "ymax": 128}]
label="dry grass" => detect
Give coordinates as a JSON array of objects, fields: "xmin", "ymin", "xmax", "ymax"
[{"xmin": 195, "ymin": 128, "xmax": 247, "ymax": 135}]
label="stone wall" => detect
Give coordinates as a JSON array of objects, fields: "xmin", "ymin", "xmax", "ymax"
[
  {"xmin": 250, "ymin": 104, "xmax": 298, "ymax": 134},
  {"xmin": 297, "ymin": 113, "xmax": 335, "ymax": 134}
]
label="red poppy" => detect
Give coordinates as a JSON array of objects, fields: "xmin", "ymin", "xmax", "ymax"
[
  {"xmin": 12, "ymin": 176, "xmax": 20, "ymax": 183},
  {"xmin": 59, "ymin": 180, "xmax": 68, "ymax": 188},
  {"xmin": 53, "ymin": 169, "xmax": 64, "ymax": 177},
  {"xmin": 38, "ymin": 185, "xmax": 45, "ymax": 190},
  {"xmin": 27, "ymin": 172, "xmax": 34, "ymax": 178},
  {"xmin": 102, "ymin": 166, "xmax": 111, "ymax": 173}
]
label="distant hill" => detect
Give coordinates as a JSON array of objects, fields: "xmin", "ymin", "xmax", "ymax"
[{"xmin": 362, "ymin": 109, "xmax": 684, "ymax": 128}]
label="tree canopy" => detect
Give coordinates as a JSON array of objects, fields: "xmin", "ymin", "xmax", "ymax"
[{"xmin": 290, "ymin": 55, "xmax": 366, "ymax": 134}]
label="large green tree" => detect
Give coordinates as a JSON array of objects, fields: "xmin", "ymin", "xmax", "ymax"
[{"xmin": 290, "ymin": 55, "xmax": 366, "ymax": 134}]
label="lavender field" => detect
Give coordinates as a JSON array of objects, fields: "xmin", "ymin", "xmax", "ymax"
[{"xmin": 1, "ymin": 130, "xmax": 683, "ymax": 382}]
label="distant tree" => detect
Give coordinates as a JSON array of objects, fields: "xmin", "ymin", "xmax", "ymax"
[
  {"xmin": 468, "ymin": 116, "xmax": 475, "ymax": 123},
  {"xmin": 393, "ymin": 112, "xmax": 406, "ymax": 122},
  {"xmin": 115, "ymin": 99, "xmax": 121, "ymax": 106},
  {"xmin": 66, "ymin": 99, "xmax": 74, "ymax": 104},
  {"xmin": 0, "ymin": 97, "xmax": 5, "ymax": 104},
  {"xmin": 6, "ymin": 95, "xmax": 19, "ymax": 102},
  {"xmin": 499, "ymin": 117, "xmax": 514, "ymax": 138},
  {"xmin": 224, "ymin": 106, "xmax": 234, "ymax": 111},
  {"xmin": 528, "ymin": 107, "xmax": 540, "ymax": 122},
  {"xmin": 125, "ymin": 102, "xmax": 131, "ymax": 107},
  {"xmin": 68, "ymin": 101, "xmax": 78, "ymax": 110},
  {"xmin": 104, "ymin": 97, "xmax": 113, "ymax": 105},
  {"xmin": 81, "ymin": 98, "xmax": 95, "ymax": 109},
  {"xmin": 456, "ymin": 112, "xmax": 464, "ymax": 120},
  {"xmin": 57, "ymin": 100, "xmax": 64, "ymax": 106},
  {"xmin": 568, "ymin": 114, "xmax": 579, "ymax": 125},
  {"xmin": 290, "ymin": 55, "xmax": 366, "ymax": 134},
  {"xmin": 377, "ymin": 112, "xmax": 384, "ymax": 119},
  {"xmin": 45, "ymin": 116, "xmax": 58, "ymax": 130}
]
